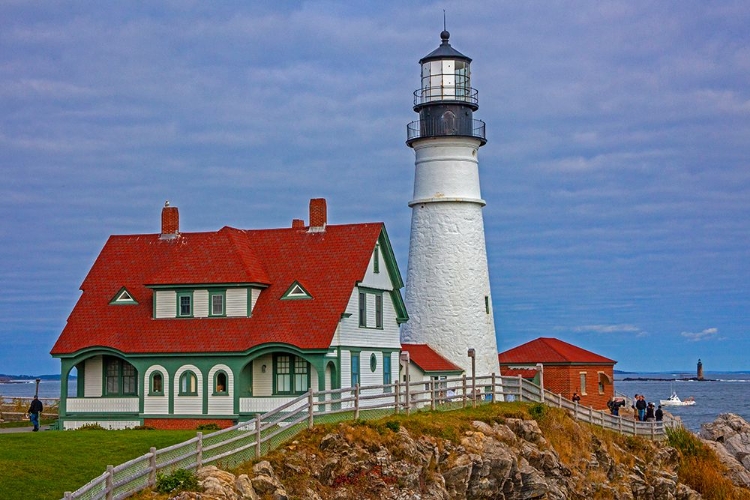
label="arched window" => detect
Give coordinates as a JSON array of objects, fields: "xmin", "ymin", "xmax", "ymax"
[
  {"xmin": 179, "ymin": 371, "xmax": 198, "ymax": 395},
  {"xmin": 150, "ymin": 372, "xmax": 164, "ymax": 395},
  {"xmin": 214, "ymin": 371, "xmax": 228, "ymax": 395}
]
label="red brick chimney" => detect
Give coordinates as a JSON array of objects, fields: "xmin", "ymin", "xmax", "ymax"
[
  {"xmin": 160, "ymin": 201, "xmax": 179, "ymax": 239},
  {"xmin": 309, "ymin": 198, "xmax": 327, "ymax": 232},
  {"xmin": 292, "ymin": 218, "xmax": 305, "ymax": 229}
]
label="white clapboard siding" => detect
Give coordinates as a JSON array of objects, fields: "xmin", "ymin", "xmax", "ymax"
[
  {"xmin": 251, "ymin": 288, "xmax": 262, "ymax": 313},
  {"xmin": 173, "ymin": 365, "xmax": 203, "ymax": 415},
  {"xmin": 84, "ymin": 356, "xmax": 103, "ymax": 397},
  {"xmin": 226, "ymin": 288, "xmax": 247, "ymax": 317},
  {"xmin": 67, "ymin": 397, "xmax": 139, "ymax": 413},
  {"xmin": 208, "ymin": 364, "xmax": 234, "ymax": 415},
  {"xmin": 143, "ymin": 365, "xmax": 169, "ymax": 415},
  {"xmin": 360, "ymin": 245, "xmax": 393, "ymax": 290},
  {"xmin": 253, "ymin": 354, "xmax": 273, "ymax": 397},
  {"xmin": 193, "ymin": 290, "xmax": 209, "ymax": 318},
  {"xmin": 335, "ymin": 289, "xmax": 401, "ymax": 349},
  {"xmin": 239, "ymin": 396, "xmax": 307, "ymax": 413},
  {"xmin": 155, "ymin": 290, "xmax": 176, "ymax": 318}
]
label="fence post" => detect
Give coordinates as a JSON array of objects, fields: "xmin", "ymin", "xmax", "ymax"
[
  {"xmin": 255, "ymin": 414, "xmax": 262, "ymax": 458},
  {"xmin": 308, "ymin": 389, "xmax": 314, "ymax": 429},
  {"xmin": 395, "ymin": 381, "xmax": 400, "ymax": 415},
  {"xmin": 405, "ymin": 379, "xmax": 411, "ymax": 417},
  {"xmin": 430, "ymin": 379, "xmax": 436, "ymax": 410},
  {"xmin": 573, "ymin": 401, "xmax": 578, "ymax": 420},
  {"xmin": 354, "ymin": 384, "xmax": 360, "ymax": 420},
  {"xmin": 651, "ymin": 421, "xmax": 655, "ymax": 440},
  {"xmin": 462, "ymin": 375, "xmax": 467, "ymax": 408},
  {"xmin": 491, "ymin": 373, "xmax": 496, "ymax": 402},
  {"xmin": 196, "ymin": 432, "xmax": 203, "ymax": 470},
  {"xmin": 148, "ymin": 447, "xmax": 157, "ymax": 487},
  {"xmin": 518, "ymin": 375, "xmax": 523, "ymax": 401},
  {"xmin": 106, "ymin": 465, "xmax": 114, "ymax": 500},
  {"xmin": 618, "ymin": 416, "xmax": 622, "ymax": 435},
  {"xmin": 64, "ymin": 493, "xmax": 72, "ymax": 499}
]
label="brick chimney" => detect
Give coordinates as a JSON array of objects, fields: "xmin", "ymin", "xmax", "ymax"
[
  {"xmin": 292, "ymin": 218, "xmax": 305, "ymax": 229},
  {"xmin": 160, "ymin": 201, "xmax": 179, "ymax": 239},
  {"xmin": 309, "ymin": 198, "xmax": 327, "ymax": 232}
]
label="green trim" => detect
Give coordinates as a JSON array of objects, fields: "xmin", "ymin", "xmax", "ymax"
[
  {"xmin": 247, "ymin": 288, "xmax": 253, "ymax": 316},
  {"xmin": 209, "ymin": 290, "xmax": 226, "ymax": 317},
  {"xmin": 176, "ymin": 291, "xmax": 193, "ymax": 318},
  {"xmin": 272, "ymin": 354, "xmax": 310, "ymax": 395},
  {"xmin": 213, "ymin": 370, "xmax": 229, "ymax": 395},
  {"xmin": 148, "ymin": 371, "xmax": 165, "ymax": 396},
  {"xmin": 373, "ymin": 245, "xmax": 380, "ymax": 274},
  {"xmin": 109, "ymin": 287, "xmax": 138, "ymax": 305},
  {"xmin": 383, "ymin": 353, "xmax": 392, "ymax": 389},
  {"xmin": 281, "ymin": 281, "xmax": 312, "ymax": 300},
  {"xmin": 376, "ymin": 228, "xmax": 409, "ymax": 324},
  {"xmin": 179, "ymin": 370, "xmax": 198, "ymax": 395}
]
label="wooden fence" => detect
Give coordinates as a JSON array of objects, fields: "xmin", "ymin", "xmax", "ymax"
[{"xmin": 62, "ymin": 374, "xmax": 677, "ymax": 500}]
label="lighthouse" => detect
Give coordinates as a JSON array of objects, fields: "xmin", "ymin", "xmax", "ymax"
[{"xmin": 401, "ymin": 30, "xmax": 499, "ymax": 377}]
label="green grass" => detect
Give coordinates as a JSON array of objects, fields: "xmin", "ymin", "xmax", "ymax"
[{"xmin": 0, "ymin": 429, "xmax": 197, "ymax": 500}]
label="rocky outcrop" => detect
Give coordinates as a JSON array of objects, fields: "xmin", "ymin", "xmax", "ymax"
[
  {"xmin": 168, "ymin": 416, "xmax": 709, "ymax": 500},
  {"xmin": 700, "ymin": 413, "xmax": 750, "ymax": 488}
]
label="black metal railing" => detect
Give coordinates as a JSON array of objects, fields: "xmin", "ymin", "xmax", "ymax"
[
  {"xmin": 413, "ymin": 86, "xmax": 479, "ymax": 108},
  {"xmin": 406, "ymin": 118, "xmax": 486, "ymax": 144}
]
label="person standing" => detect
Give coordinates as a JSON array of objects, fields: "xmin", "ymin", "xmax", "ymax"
[
  {"xmin": 572, "ymin": 392, "xmax": 581, "ymax": 404},
  {"xmin": 635, "ymin": 395, "xmax": 648, "ymax": 421},
  {"xmin": 655, "ymin": 405, "xmax": 664, "ymax": 422},
  {"xmin": 27, "ymin": 395, "xmax": 43, "ymax": 432}
]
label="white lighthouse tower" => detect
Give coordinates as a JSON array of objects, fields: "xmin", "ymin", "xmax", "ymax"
[{"xmin": 401, "ymin": 30, "xmax": 498, "ymax": 377}]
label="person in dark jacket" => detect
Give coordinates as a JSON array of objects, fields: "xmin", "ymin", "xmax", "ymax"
[
  {"xmin": 635, "ymin": 395, "xmax": 648, "ymax": 421},
  {"xmin": 27, "ymin": 395, "xmax": 43, "ymax": 431},
  {"xmin": 655, "ymin": 405, "xmax": 664, "ymax": 422},
  {"xmin": 645, "ymin": 402, "xmax": 655, "ymax": 421}
]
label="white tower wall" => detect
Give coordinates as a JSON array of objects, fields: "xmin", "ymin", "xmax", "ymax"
[{"xmin": 402, "ymin": 137, "xmax": 499, "ymax": 377}]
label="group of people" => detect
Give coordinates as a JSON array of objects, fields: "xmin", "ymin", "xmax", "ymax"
[{"xmin": 631, "ymin": 394, "xmax": 663, "ymax": 421}]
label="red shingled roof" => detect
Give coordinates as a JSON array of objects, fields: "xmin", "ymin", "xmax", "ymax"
[
  {"xmin": 51, "ymin": 223, "xmax": 384, "ymax": 355},
  {"xmin": 401, "ymin": 344, "xmax": 463, "ymax": 373},
  {"xmin": 498, "ymin": 337, "xmax": 615, "ymax": 365}
]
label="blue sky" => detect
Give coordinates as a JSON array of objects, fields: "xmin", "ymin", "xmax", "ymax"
[{"xmin": 2, "ymin": 1, "xmax": 749, "ymax": 375}]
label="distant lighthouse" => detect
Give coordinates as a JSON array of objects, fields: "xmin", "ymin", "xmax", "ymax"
[
  {"xmin": 401, "ymin": 30, "xmax": 498, "ymax": 376},
  {"xmin": 697, "ymin": 359, "xmax": 704, "ymax": 380}
]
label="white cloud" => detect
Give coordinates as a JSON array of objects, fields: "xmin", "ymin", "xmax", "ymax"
[
  {"xmin": 680, "ymin": 328, "xmax": 721, "ymax": 342},
  {"xmin": 572, "ymin": 324, "xmax": 646, "ymax": 336}
]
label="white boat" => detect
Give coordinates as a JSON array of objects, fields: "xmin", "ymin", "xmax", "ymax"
[{"xmin": 659, "ymin": 391, "xmax": 696, "ymax": 406}]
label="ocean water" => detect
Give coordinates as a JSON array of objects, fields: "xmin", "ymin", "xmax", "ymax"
[
  {"xmin": 3, "ymin": 374, "xmax": 747, "ymax": 433},
  {"xmin": 0, "ymin": 379, "xmax": 73, "ymax": 398},
  {"xmin": 615, "ymin": 372, "xmax": 750, "ymax": 432}
]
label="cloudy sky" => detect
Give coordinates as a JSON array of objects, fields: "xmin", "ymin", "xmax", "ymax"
[{"xmin": 2, "ymin": 1, "xmax": 749, "ymax": 376}]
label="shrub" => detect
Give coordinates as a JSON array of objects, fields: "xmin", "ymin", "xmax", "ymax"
[
  {"xmin": 155, "ymin": 468, "xmax": 199, "ymax": 494},
  {"xmin": 528, "ymin": 403, "xmax": 548, "ymax": 422},
  {"xmin": 76, "ymin": 423, "xmax": 106, "ymax": 431},
  {"xmin": 196, "ymin": 423, "xmax": 221, "ymax": 431},
  {"xmin": 385, "ymin": 420, "xmax": 400, "ymax": 433}
]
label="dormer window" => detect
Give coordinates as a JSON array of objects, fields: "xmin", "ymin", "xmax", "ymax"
[
  {"xmin": 177, "ymin": 292, "xmax": 193, "ymax": 317},
  {"xmin": 209, "ymin": 291, "xmax": 225, "ymax": 317},
  {"xmin": 282, "ymin": 281, "xmax": 311, "ymax": 300},
  {"xmin": 110, "ymin": 287, "xmax": 137, "ymax": 305}
]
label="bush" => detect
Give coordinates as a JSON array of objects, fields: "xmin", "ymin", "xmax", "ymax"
[
  {"xmin": 155, "ymin": 468, "xmax": 199, "ymax": 494},
  {"xmin": 76, "ymin": 423, "xmax": 106, "ymax": 431},
  {"xmin": 196, "ymin": 423, "xmax": 220, "ymax": 431},
  {"xmin": 385, "ymin": 420, "xmax": 400, "ymax": 433},
  {"xmin": 528, "ymin": 403, "xmax": 548, "ymax": 422}
]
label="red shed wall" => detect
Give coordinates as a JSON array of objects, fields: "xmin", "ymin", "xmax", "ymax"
[{"xmin": 542, "ymin": 364, "xmax": 614, "ymax": 410}]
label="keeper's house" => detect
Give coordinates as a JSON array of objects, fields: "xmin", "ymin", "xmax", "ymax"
[
  {"xmin": 498, "ymin": 337, "xmax": 616, "ymax": 410},
  {"xmin": 51, "ymin": 199, "xmax": 407, "ymax": 430}
]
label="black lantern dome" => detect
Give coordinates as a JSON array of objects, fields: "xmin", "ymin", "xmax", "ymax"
[{"xmin": 407, "ymin": 31, "xmax": 486, "ymax": 146}]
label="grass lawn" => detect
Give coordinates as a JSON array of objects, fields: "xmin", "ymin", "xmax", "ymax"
[{"xmin": 0, "ymin": 428, "xmax": 197, "ymax": 500}]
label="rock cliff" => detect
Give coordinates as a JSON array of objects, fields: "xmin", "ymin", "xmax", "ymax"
[{"xmin": 167, "ymin": 407, "xmax": 750, "ymax": 500}]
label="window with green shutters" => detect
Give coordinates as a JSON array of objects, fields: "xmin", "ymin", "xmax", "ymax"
[
  {"xmin": 274, "ymin": 354, "xmax": 309, "ymax": 395},
  {"xmin": 104, "ymin": 357, "xmax": 137, "ymax": 396}
]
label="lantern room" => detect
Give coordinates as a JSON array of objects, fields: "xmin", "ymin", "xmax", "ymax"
[{"xmin": 407, "ymin": 30, "xmax": 485, "ymax": 146}]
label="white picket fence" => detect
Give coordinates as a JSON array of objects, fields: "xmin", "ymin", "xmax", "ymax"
[{"xmin": 62, "ymin": 374, "xmax": 677, "ymax": 500}]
